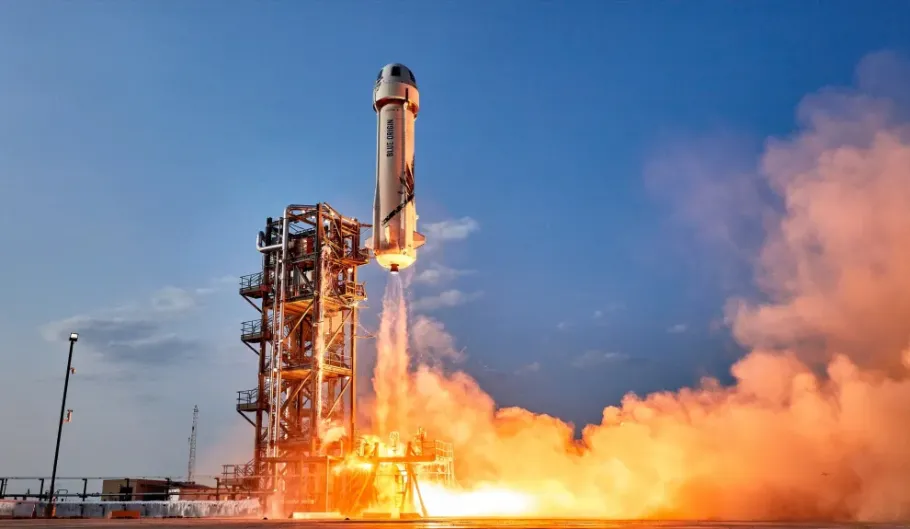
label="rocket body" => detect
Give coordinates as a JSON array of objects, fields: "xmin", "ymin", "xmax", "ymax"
[{"xmin": 368, "ymin": 63, "xmax": 425, "ymax": 273}]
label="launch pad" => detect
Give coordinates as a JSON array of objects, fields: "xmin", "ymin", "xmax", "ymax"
[
  {"xmin": 225, "ymin": 202, "xmax": 452, "ymax": 519},
  {"xmin": 5, "ymin": 520, "xmax": 900, "ymax": 529},
  {"xmin": 332, "ymin": 429, "xmax": 454, "ymax": 518}
]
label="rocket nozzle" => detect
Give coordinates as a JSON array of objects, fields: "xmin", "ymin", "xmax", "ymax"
[{"xmin": 390, "ymin": 264, "xmax": 400, "ymax": 274}]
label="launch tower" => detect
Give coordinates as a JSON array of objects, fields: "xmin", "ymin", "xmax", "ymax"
[
  {"xmin": 235, "ymin": 203, "xmax": 369, "ymax": 514},
  {"xmin": 223, "ymin": 65, "xmax": 455, "ymax": 519}
]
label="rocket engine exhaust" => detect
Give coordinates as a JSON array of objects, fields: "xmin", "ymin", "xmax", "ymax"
[{"xmin": 366, "ymin": 63, "xmax": 426, "ymax": 273}]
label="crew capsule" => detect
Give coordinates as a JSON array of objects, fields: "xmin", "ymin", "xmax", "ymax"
[{"xmin": 366, "ymin": 63, "xmax": 426, "ymax": 273}]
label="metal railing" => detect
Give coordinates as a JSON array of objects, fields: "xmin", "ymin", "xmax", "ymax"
[
  {"xmin": 239, "ymin": 272, "xmax": 264, "ymax": 292},
  {"xmin": 236, "ymin": 389, "xmax": 259, "ymax": 407},
  {"xmin": 342, "ymin": 282, "xmax": 366, "ymax": 299},
  {"xmin": 285, "ymin": 354, "xmax": 352, "ymax": 371},
  {"xmin": 240, "ymin": 319, "xmax": 269, "ymax": 340},
  {"xmin": 283, "ymin": 280, "xmax": 365, "ymax": 303},
  {"xmin": 221, "ymin": 462, "xmax": 255, "ymax": 481},
  {"xmin": 323, "ymin": 354, "xmax": 352, "ymax": 369},
  {"xmin": 0, "ymin": 475, "xmax": 233, "ymax": 501},
  {"xmin": 285, "ymin": 283, "xmax": 315, "ymax": 301},
  {"xmin": 434, "ymin": 439, "xmax": 454, "ymax": 461}
]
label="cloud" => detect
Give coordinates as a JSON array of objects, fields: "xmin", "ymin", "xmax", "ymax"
[
  {"xmin": 193, "ymin": 275, "xmax": 238, "ymax": 295},
  {"xmin": 410, "ymin": 315, "xmax": 466, "ymax": 364},
  {"xmin": 570, "ymin": 350, "xmax": 629, "ymax": 368},
  {"xmin": 514, "ymin": 361, "xmax": 541, "ymax": 375},
  {"xmin": 43, "ymin": 315, "xmax": 198, "ymax": 366},
  {"xmin": 411, "ymin": 289, "xmax": 484, "ymax": 312},
  {"xmin": 408, "ymin": 218, "xmax": 479, "ymax": 312},
  {"xmin": 413, "ymin": 263, "xmax": 476, "ymax": 285},
  {"xmin": 99, "ymin": 332, "xmax": 195, "ymax": 365},
  {"xmin": 667, "ymin": 323, "xmax": 688, "ymax": 333},
  {"xmin": 423, "ymin": 217, "xmax": 480, "ymax": 242},
  {"xmin": 151, "ymin": 286, "xmax": 197, "ymax": 312},
  {"xmin": 41, "ymin": 284, "xmax": 213, "ymax": 369},
  {"xmin": 211, "ymin": 274, "xmax": 238, "ymax": 285},
  {"xmin": 558, "ymin": 304, "xmax": 623, "ymax": 330}
]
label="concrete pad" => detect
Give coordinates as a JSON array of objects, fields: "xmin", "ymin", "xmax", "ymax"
[
  {"xmin": 11, "ymin": 501, "xmax": 36, "ymax": 518},
  {"xmin": 291, "ymin": 511, "xmax": 344, "ymax": 519},
  {"xmin": 0, "ymin": 518, "xmax": 904, "ymax": 529}
]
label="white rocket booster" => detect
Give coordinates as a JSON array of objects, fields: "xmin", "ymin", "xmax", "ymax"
[{"xmin": 366, "ymin": 63, "xmax": 425, "ymax": 273}]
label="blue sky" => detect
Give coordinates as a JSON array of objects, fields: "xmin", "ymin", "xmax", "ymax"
[{"xmin": 1, "ymin": 1, "xmax": 908, "ymax": 483}]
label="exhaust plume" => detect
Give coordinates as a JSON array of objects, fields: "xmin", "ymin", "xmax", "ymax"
[
  {"xmin": 370, "ymin": 51, "xmax": 910, "ymax": 520},
  {"xmin": 372, "ymin": 276, "xmax": 410, "ymax": 436}
]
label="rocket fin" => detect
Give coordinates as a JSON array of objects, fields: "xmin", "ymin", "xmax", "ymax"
[{"xmin": 413, "ymin": 231, "xmax": 426, "ymax": 249}]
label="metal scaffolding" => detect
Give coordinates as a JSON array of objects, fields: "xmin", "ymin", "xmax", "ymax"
[
  {"xmin": 234, "ymin": 203, "xmax": 369, "ymax": 515},
  {"xmin": 226, "ymin": 202, "xmax": 457, "ymax": 518},
  {"xmin": 334, "ymin": 430, "xmax": 455, "ymax": 518}
]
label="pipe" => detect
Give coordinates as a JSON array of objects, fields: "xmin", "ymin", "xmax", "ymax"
[
  {"xmin": 257, "ymin": 231, "xmax": 282, "ymax": 253},
  {"xmin": 267, "ymin": 212, "xmax": 289, "ymax": 493}
]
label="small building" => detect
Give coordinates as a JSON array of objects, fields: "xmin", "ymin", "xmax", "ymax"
[{"xmin": 101, "ymin": 479, "xmax": 219, "ymax": 502}]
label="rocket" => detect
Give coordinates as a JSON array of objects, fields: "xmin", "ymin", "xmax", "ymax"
[{"xmin": 366, "ymin": 63, "xmax": 426, "ymax": 273}]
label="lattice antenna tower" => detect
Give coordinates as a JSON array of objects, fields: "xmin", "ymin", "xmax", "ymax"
[{"xmin": 187, "ymin": 404, "xmax": 199, "ymax": 483}]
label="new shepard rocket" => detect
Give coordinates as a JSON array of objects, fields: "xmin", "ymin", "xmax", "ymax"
[{"xmin": 366, "ymin": 63, "xmax": 426, "ymax": 273}]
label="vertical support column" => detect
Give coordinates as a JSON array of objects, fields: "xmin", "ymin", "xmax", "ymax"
[
  {"xmin": 324, "ymin": 456, "xmax": 330, "ymax": 512},
  {"xmin": 255, "ymin": 228, "xmax": 270, "ymax": 490},
  {"xmin": 265, "ymin": 213, "xmax": 289, "ymax": 504},
  {"xmin": 255, "ymin": 218, "xmax": 276, "ymax": 491},
  {"xmin": 350, "ymin": 263, "xmax": 358, "ymax": 447},
  {"xmin": 312, "ymin": 206, "xmax": 325, "ymax": 454}
]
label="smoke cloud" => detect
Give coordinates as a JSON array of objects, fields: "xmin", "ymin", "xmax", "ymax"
[{"xmin": 369, "ymin": 51, "xmax": 910, "ymax": 520}]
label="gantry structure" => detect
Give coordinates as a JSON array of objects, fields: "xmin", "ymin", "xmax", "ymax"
[
  {"xmin": 233, "ymin": 203, "xmax": 370, "ymax": 514},
  {"xmin": 223, "ymin": 202, "xmax": 457, "ymax": 517}
]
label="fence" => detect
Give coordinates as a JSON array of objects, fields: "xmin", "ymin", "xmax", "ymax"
[{"xmin": 0, "ymin": 499, "xmax": 261, "ymax": 519}]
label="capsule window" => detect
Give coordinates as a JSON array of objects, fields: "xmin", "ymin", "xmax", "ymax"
[
  {"xmin": 377, "ymin": 70, "xmax": 383, "ymax": 81},
  {"xmin": 409, "ymin": 71, "xmax": 416, "ymax": 83},
  {"xmin": 391, "ymin": 66, "xmax": 401, "ymax": 77}
]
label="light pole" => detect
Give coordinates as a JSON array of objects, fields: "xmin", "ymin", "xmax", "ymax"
[{"xmin": 47, "ymin": 332, "xmax": 78, "ymax": 517}]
